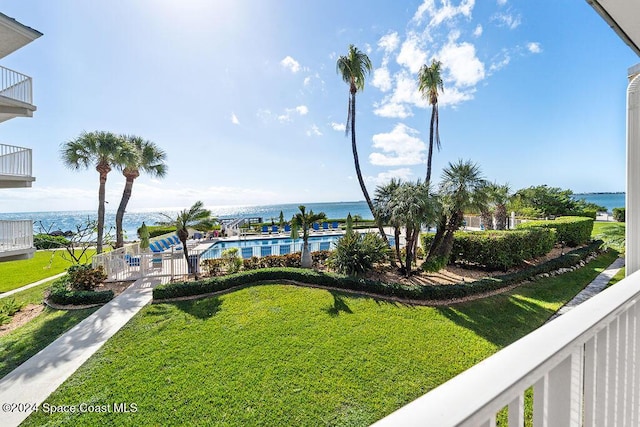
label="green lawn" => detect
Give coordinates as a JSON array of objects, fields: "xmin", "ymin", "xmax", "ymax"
[
  {"xmin": 22, "ymin": 251, "xmax": 619, "ymax": 426},
  {"xmin": 0, "ymin": 250, "xmax": 94, "ymax": 293}
]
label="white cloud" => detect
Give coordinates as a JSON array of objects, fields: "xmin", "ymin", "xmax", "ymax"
[
  {"xmin": 277, "ymin": 105, "xmax": 308, "ymax": 122},
  {"xmin": 473, "ymin": 24, "xmax": 483, "ymax": 37},
  {"xmin": 369, "ymin": 123, "xmax": 426, "ymax": 166},
  {"xmin": 331, "ymin": 122, "xmax": 346, "ymax": 132},
  {"xmin": 438, "ymin": 86, "xmax": 475, "ymax": 106},
  {"xmin": 438, "ymin": 39, "xmax": 485, "ymax": 87},
  {"xmin": 378, "ymin": 32, "xmax": 400, "ymax": 53},
  {"xmin": 413, "ymin": 0, "xmax": 475, "ymax": 28},
  {"xmin": 527, "ymin": 42, "xmax": 542, "ymax": 54},
  {"xmin": 497, "ymin": 0, "xmax": 507, "ymax": 5},
  {"xmin": 365, "ymin": 43, "xmax": 373, "ymax": 54},
  {"xmin": 306, "ymin": 124, "xmax": 322, "ymax": 137},
  {"xmin": 489, "ymin": 51, "xmax": 511, "ymax": 72},
  {"xmin": 373, "ymin": 102, "xmax": 413, "ymax": 119},
  {"xmin": 296, "ymin": 105, "xmax": 309, "ymax": 115},
  {"xmin": 367, "ymin": 168, "xmax": 415, "ymax": 186},
  {"xmin": 231, "ymin": 112, "xmax": 239, "ymax": 125},
  {"xmin": 280, "ymin": 56, "xmax": 301, "ymax": 73},
  {"xmin": 492, "ymin": 12, "xmax": 521, "ymax": 29},
  {"xmin": 303, "ymin": 76, "xmax": 311, "ymax": 86},
  {"xmin": 396, "ymin": 34, "xmax": 427, "ymax": 74},
  {"xmin": 372, "ymin": 67, "xmax": 393, "ymax": 92}
]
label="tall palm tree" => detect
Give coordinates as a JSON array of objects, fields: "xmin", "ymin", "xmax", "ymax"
[
  {"xmin": 389, "ymin": 180, "xmax": 437, "ymax": 276},
  {"xmin": 426, "ymin": 160, "xmax": 488, "ymax": 268},
  {"xmin": 417, "ymin": 59, "xmax": 444, "ymax": 183},
  {"xmin": 493, "ymin": 183, "xmax": 511, "ymax": 230},
  {"xmin": 115, "ymin": 135, "xmax": 168, "ymax": 248},
  {"xmin": 60, "ymin": 131, "xmax": 136, "ymax": 253},
  {"xmin": 291, "ymin": 205, "xmax": 326, "ymax": 268},
  {"xmin": 163, "ymin": 201, "xmax": 214, "ymax": 278},
  {"xmin": 337, "ymin": 44, "xmax": 390, "ymax": 246}
]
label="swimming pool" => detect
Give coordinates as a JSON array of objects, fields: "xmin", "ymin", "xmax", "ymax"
[{"xmin": 201, "ymin": 233, "xmax": 396, "ymax": 259}]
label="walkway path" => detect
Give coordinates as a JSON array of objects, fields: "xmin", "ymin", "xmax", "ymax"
[
  {"xmin": 0, "ymin": 273, "xmax": 66, "ymax": 300},
  {"xmin": 0, "ymin": 276, "xmax": 164, "ymax": 427},
  {"xmin": 547, "ymin": 256, "xmax": 625, "ymax": 323}
]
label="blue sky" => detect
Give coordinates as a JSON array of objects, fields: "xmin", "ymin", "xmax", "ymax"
[{"xmin": 0, "ymin": 0, "xmax": 637, "ymax": 213}]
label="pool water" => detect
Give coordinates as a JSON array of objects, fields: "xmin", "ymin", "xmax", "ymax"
[{"xmin": 201, "ymin": 233, "xmax": 395, "ymax": 259}]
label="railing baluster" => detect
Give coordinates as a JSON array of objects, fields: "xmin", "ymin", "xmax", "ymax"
[
  {"xmin": 608, "ymin": 319, "xmax": 619, "ymax": 426},
  {"xmin": 508, "ymin": 394, "xmax": 524, "ymax": 427},
  {"xmin": 584, "ymin": 336, "xmax": 597, "ymax": 427},
  {"xmin": 533, "ymin": 375, "xmax": 548, "ymax": 427}
]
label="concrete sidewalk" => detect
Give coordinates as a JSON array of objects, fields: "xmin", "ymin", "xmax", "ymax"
[
  {"xmin": 0, "ymin": 276, "xmax": 162, "ymax": 427},
  {"xmin": 0, "ymin": 273, "xmax": 67, "ymax": 300},
  {"xmin": 547, "ymin": 256, "xmax": 625, "ymax": 323}
]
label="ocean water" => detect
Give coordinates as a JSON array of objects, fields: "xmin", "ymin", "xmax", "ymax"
[
  {"xmin": 573, "ymin": 193, "xmax": 625, "ymax": 213},
  {"xmin": 0, "ymin": 201, "xmax": 374, "ymax": 239}
]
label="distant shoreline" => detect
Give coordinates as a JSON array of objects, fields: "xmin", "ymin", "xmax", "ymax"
[{"xmin": 574, "ymin": 191, "xmax": 624, "ymax": 195}]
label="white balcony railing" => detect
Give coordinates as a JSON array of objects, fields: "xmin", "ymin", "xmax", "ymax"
[
  {"xmin": 0, "ymin": 144, "xmax": 32, "ymax": 177},
  {"xmin": 0, "ymin": 66, "xmax": 32, "ymax": 105},
  {"xmin": 0, "ymin": 220, "xmax": 33, "ymax": 253},
  {"xmin": 372, "ymin": 269, "xmax": 640, "ymax": 427}
]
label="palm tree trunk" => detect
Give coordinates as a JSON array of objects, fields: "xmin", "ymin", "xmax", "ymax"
[
  {"xmin": 404, "ymin": 227, "xmax": 415, "ymax": 277},
  {"xmin": 301, "ymin": 239, "xmax": 312, "ymax": 268},
  {"xmin": 426, "ymin": 106, "xmax": 437, "ymax": 183},
  {"xmin": 350, "ymin": 93, "xmax": 391, "ymax": 248},
  {"xmin": 96, "ymin": 173, "xmax": 107, "ymax": 254},
  {"xmin": 394, "ymin": 226, "xmax": 402, "ymax": 265},
  {"xmin": 115, "ymin": 175, "xmax": 135, "ymax": 248}
]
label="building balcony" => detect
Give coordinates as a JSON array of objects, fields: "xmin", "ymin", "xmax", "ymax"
[
  {"xmin": 0, "ymin": 65, "xmax": 35, "ymax": 123},
  {"xmin": 0, "ymin": 143, "xmax": 34, "ymax": 188},
  {"xmin": 0, "ymin": 220, "xmax": 34, "ymax": 261}
]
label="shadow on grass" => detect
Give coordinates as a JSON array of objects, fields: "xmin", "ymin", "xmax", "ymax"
[
  {"xmin": 173, "ymin": 297, "xmax": 223, "ymax": 320},
  {"xmin": 324, "ymin": 291, "xmax": 354, "ymax": 317},
  {"xmin": 0, "ymin": 306, "xmax": 98, "ymax": 379}
]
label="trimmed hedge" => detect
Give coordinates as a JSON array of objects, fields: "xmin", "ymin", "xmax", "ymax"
[
  {"xmin": 421, "ymin": 228, "xmax": 556, "ymax": 271},
  {"xmin": 153, "ymin": 241, "xmax": 603, "ymax": 302},
  {"xmin": 516, "ymin": 216, "xmax": 594, "ymax": 246},
  {"xmin": 34, "ymin": 234, "xmax": 69, "ymax": 250},
  {"xmin": 48, "ymin": 278, "xmax": 114, "ymax": 306},
  {"xmin": 613, "ymin": 207, "xmax": 625, "ymax": 222}
]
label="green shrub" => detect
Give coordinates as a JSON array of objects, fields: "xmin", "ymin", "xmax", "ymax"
[
  {"xmin": 48, "ymin": 277, "xmax": 114, "ymax": 306},
  {"xmin": 67, "ymin": 264, "xmax": 108, "ymax": 291},
  {"xmin": 221, "ymin": 248, "xmax": 242, "ymax": 274},
  {"xmin": 0, "ymin": 298, "xmax": 24, "ymax": 317},
  {"xmin": 516, "ymin": 216, "xmax": 594, "ymax": 246},
  {"xmin": 613, "ymin": 207, "xmax": 625, "ymax": 222},
  {"xmin": 34, "ymin": 234, "xmax": 69, "ymax": 250},
  {"xmin": 153, "ymin": 242, "xmax": 603, "ymax": 302},
  {"xmin": 202, "ymin": 258, "xmax": 225, "ymax": 276},
  {"xmin": 327, "ymin": 232, "xmax": 389, "ymax": 276},
  {"xmin": 142, "ymin": 225, "xmax": 177, "ymax": 238},
  {"xmin": 0, "ymin": 312, "xmax": 10, "ymax": 325}
]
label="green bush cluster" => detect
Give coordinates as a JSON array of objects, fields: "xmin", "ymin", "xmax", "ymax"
[
  {"xmin": 0, "ymin": 298, "xmax": 25, "ymax": 325},
  {"xmin": 613, "ymin": 207, "xmax": 625, "ymax": 222},
  {"xmin": 48, "ymin": 278, "xmax": 114, "ymax": 306},
  {"xmin": 140, "ymin": 225, "xmax": 177, "ymax": 238},
  {"xmin": 327, "ymin": 232, "xmax": 389, "ymax": 276},
  {"xmin": 516, "ymin": 216, "xmax": 594, "ymax": 246},
  {"xmin": 34, "ymin": 234, "xmax": 70, "ymax": 250},
  {"xmin": 67, "ymin": 264, "xmax": 108, "ymax": 291},
  {"xmin": 153, "ymin": 242, "xmax": 602, "ymax": 302},
  {"xmin": 420, "ymin": 228, "xmax": 556, "ymax": 271}
]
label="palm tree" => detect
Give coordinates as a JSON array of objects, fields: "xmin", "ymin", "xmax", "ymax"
[
  {"xmin": 115, "ymin": 135, "xmax": 168, "ymax": 248},
  {"xmin": 60, "ymin": 131, "xmax": 136, "ymax": 253},
  {"xmin": 291, "ymin": 205, "xmax": 326, "ymax": 268},
  {"xmin": 389, "ymin": 180, "xmax": 437, "ymax": 276},
  {"xmin": 493, "ymin": 183, "xmax": 511, "ymax": 230},
  {"xmin": 426, "ymin": 160, "xmax": 488, "ymax": 269},
  {"xmin": 163, "ymin": 201, "xmax": 215, "ymax": 278},
  {"xmin": 417, "ymin": 60, "xmax": 444, "ymax": 183},
  {"xmin": 336, "ymin": 44, "xmax": 390, "ymax": 246},
  {"xmin": 374, "ymin": 179, "xmax": 402, "ymax": 266}
]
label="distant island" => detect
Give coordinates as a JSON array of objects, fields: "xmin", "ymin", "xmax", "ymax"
[{"xmin": 574, "ymin": 191, "xmax": 625, "ymax": 195}]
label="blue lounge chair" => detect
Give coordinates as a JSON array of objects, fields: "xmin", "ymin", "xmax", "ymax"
[
  {"xmin": 261, "ymin": 225, "xmax": 269, "ymax": 234},
  {"xmin": 322, "ymin": 222, "xmax": 329, "ymax": 232},
  {"xmin": 312, "ymin": 223, "xmax": 320, "ymax": 232},
  {"xmin": 193, "ymin": 232, "xmax": 203, "ymax": 240},
  {"xmin": 284, "ymin": 224, "xmax": 291, "ymax": 232},
  {"xmin": 158, "ymin": 239, "xmax": 172, "ymax": 250},
  {"xmin": 272, "ymin": 225, "xmax": 279, "ymax": 234},
  {"xmin": 149, "ymin": 242, "xmax": 164, "ymax": 253},
  {"xmin": 331, "ymin": 221, "xmax": 339, "ymax": 231}
]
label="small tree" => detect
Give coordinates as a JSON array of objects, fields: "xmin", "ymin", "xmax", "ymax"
[{"xmin": 291, "ymin": 205, "xmax": 326, "ymax": 268}]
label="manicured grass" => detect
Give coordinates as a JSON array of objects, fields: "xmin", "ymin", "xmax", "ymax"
[
  {"xmin": 0, "ymin": 250, "xmax": 94, "ymax": 293},
  {"xmin": 592, "ymin": 221, "xmax": 625, "ymax": 253},
  {"xmin": 607, "ymin": 266, "xmax": 626, "ymax": 288},
  {"xmin": 23, "ymin": 251, "xmax": 618, "ymax": 426},
  {"xmin": 0, "ymin": 306, "xmax": 98, "ymax": 379}
]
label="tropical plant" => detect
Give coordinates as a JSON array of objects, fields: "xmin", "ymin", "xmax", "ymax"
[
  {"xmin": 328, "ymin": 232, "xmax": 389, "ymax": 276},
  {"xmin": 336, "ymin": 44, "xmax": 390, "ymax": 246},
  {"xmin": 374, "ymin": 179, "xmax": 402, "ymax": 265},
  {"xmin": 60, "ymin": 131, "xmax": 137, "ymax": 253},
  {"xmin": 389, "ymin": 180, "xmax": 437, "ymax": 276},
  {"xmin": 291, "ymin": 205, "xmax": 326, "ymax": 268},
  {"xmin": 426, "ymin": 160, "xmax": 488, "ymax": 271},
  {"xmin": 417, "ymin": 59, "xmax": 444, "ymax": 183},
  {"xmin": 115, "ymin": 135, "xmax": 167, "ymax": 248},
  {"xmin": 221, "ymin": 248, "xmax": 243, "ymax": 274},
  {"xmin": 509, "ymin": 185, "xmax": 605, "ymax": 218},
  {"xmin": 162, "ymin": 201, "xmax": 215, "ymax": 278},
  {"xmin": 480, "ymin": 182, "xmax": 511, "ymax": 231}
]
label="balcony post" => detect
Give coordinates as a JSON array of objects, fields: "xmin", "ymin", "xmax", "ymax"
[{"xmin": 627, "ymin": 64, "xmax": 640, "ymax": 275}]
